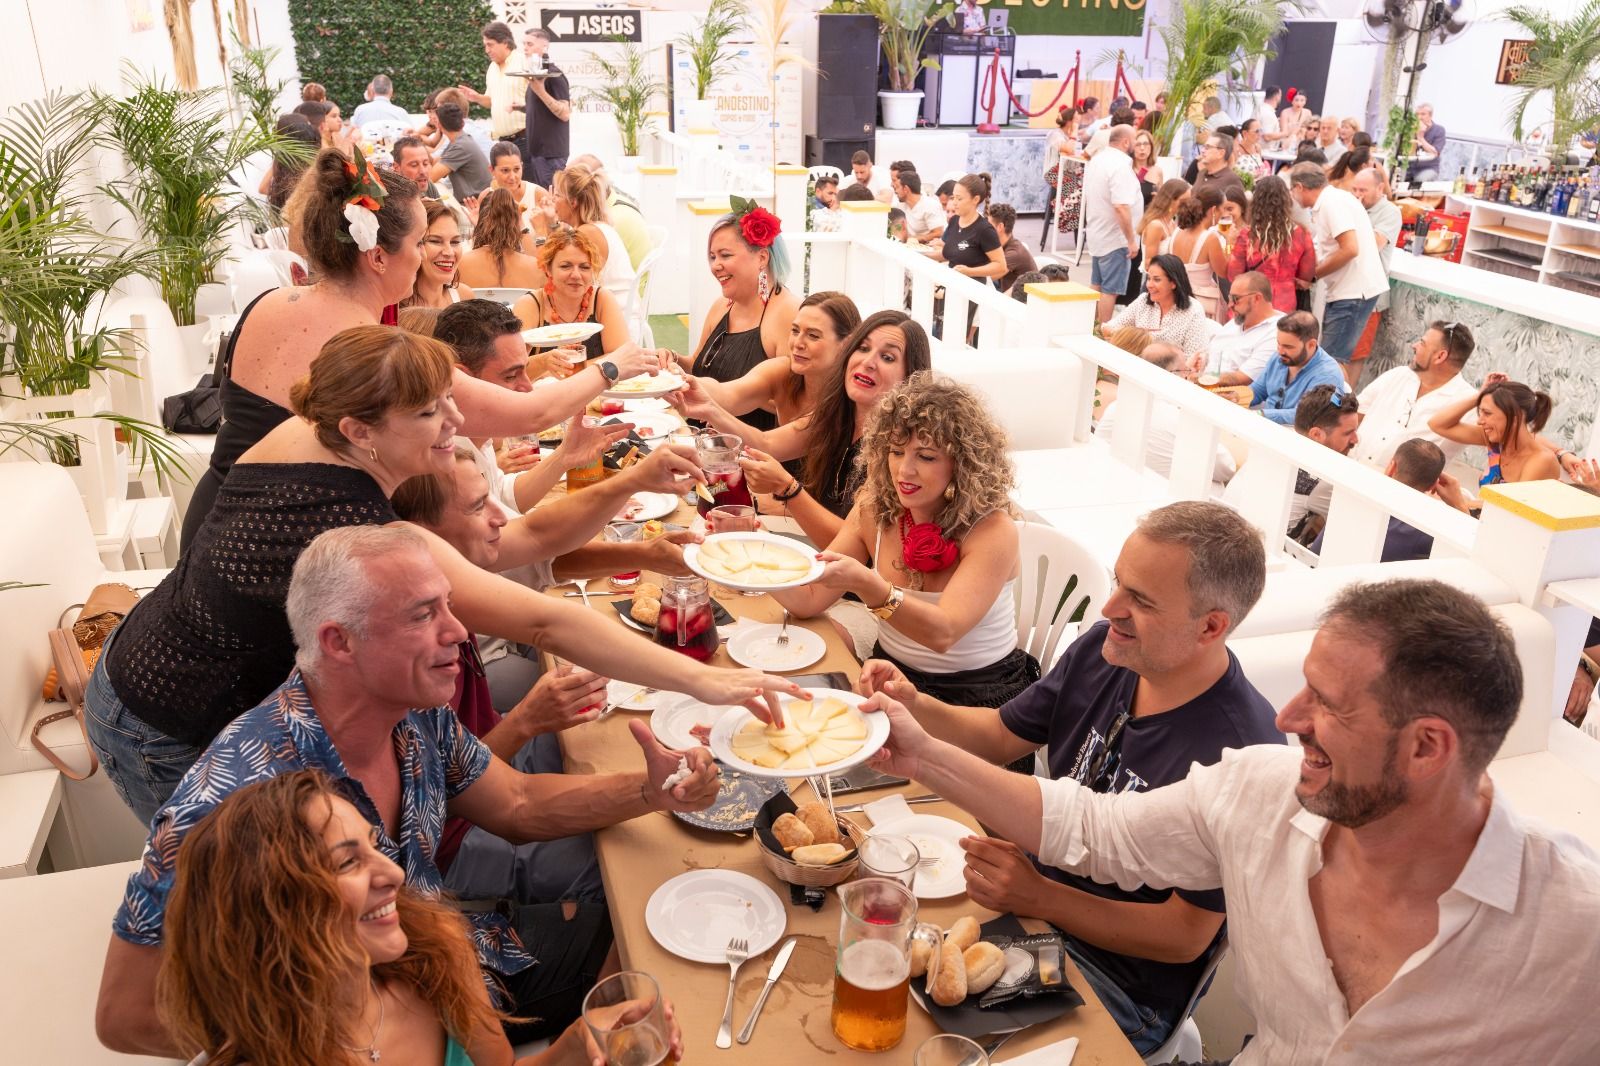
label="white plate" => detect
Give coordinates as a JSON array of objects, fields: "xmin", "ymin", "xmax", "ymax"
[
  {"xmin": 602, "ymin": 370, "xmax": 686, "ymax": 399},
  {"xmin": 522, "ymin": 321, "xmax": 604, "ymax": 347},
  {"xmin": 725, "ymin": 623, "xmax": 825, "ymax": 672},
  {"xmin": 708, "ymin": 689, "xmax": 890, "ymax": 780},
  {"xmin": 868, "ymin": 814, "xmax": 971, "ymax": 899},
  {"xmin": 620, "ymin": 411, "xmax": 683, "ymax": 442},
  {"xmin": 604, "ymin": 680, "xmax": 658, "ymax": 713},
  {"xmin": 621, "ymin": 397, "xmax": 672, "ymax": 413},
  {"xmin": 644, "ymin": 870, "xmax": 785, "ymax": 963},
  {"xmin": 650, "ymin": 692, "xmax": 736, "ymax": 750},
  {"xmin": 684, "ymin": 532, "xmax": 823, "ymax": 593},
  {"xmin": 613, "ymin": 492, "xmax": 677, "ymax": 523}
]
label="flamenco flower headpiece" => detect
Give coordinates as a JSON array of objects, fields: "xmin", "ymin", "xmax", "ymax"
[
  {"xmin": 729, "ymin": 194, "xmax": 780, "ymax": 248},
  {"xmin": 339, "ymin": 146, "xmax": 387, "ymax": 252}
]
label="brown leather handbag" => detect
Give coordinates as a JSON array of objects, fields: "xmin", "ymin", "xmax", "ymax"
[{"xmin": 33, "ymin": 583, "xmax": 140, "ymax": 780}]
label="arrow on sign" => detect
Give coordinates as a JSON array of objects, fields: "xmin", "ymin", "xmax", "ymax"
[{"xmin": 548, "ymin": 14, "xmax": 575, "ymax": 36}]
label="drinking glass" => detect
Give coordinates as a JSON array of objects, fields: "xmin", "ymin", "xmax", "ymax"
[
  {"xmin": 831, "ymin": 877, "xmax": 943, "ymax": 1052},
  {"xmin": 914, "ymin": 1034, "xmax": 990, "ymax": 1066},
  {"xmin": 604, "ymin": 522, "xmax": 643, "ymax": 591},
  {"xmin": 858, "ymin": 834, "xmax": 921, "ymax": 890},
  {"xmin": 582, "ymin": 971, "xmax": 676, "ymax": 1066},
  {"xmin": 694, "ymin": 431, "xmax": 752, "ymax": 516},
  {"xmin": 566, "ymin": 416, "xmax": 608, "ymax": 493},
  {"xmin": 707, "ymin": 503, "xmax": 759, "ymax": 534}
]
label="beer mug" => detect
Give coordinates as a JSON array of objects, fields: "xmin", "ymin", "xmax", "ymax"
[{"xmin": 831, "ymin": 877, "xmax": 943, "ymax": 1052}]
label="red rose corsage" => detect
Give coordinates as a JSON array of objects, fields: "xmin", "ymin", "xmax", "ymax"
[
  {"xmin": 730, "ymin": 194, "xmax": 780, "ymax": 248},
  {"xmin": 899, "ymin": 512, "xmax": 960, "ymax": 574}
]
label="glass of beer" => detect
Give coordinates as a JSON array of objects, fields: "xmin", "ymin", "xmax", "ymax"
[
  {"xmin": 831, "ymin": 877, "xmax": 943, "ymax": 1052},
  {"xmin": 582, "ymin": 970, "xmax": 677, "ymax": 1066}
]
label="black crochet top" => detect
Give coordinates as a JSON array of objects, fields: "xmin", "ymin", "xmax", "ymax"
[{"xmin": 106, "ymin": 463, "xmax": 396, "ymax": 747}]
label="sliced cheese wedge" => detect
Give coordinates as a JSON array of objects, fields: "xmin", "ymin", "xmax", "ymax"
[{"xmin": 821, "ymin": 717, "xmax": 868, "ymax": 742}]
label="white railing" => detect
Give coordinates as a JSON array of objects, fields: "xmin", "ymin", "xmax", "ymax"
[{"xmin": 640, "ymin": 125, "xmax": 770, "ymax": 199}]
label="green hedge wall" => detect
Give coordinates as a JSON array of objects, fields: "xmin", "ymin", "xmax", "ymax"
[{"xmin": 287, "ymin": 0, "xmax": 496, "ymax": 116}]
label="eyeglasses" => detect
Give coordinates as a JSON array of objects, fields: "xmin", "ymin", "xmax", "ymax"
[{"xmin": 1083, "ymin": 710, "xmax": 1131, "ymax": 791}]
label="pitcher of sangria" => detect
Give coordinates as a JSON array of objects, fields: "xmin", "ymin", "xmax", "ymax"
[
  {"xmin": 653, "ymin": 575, "xmax": 719, "ymax": 661},
  {"xmin": 694, "ymin": 432, "xmax": 752, "ymax": 517},
  {"xmin": 831, "ymin": 877, "xmax": 944, "ymax": 1052}
]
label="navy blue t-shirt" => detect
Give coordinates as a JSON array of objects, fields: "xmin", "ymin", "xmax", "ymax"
[{"xmin": 998, "ymin": 621, "xmax": 1283, "ymax": 1018}]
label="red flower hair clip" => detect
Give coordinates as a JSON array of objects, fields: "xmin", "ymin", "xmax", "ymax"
[{"xmin": 730, "ymin": 194, "xmax": 780, "ymax": 248}]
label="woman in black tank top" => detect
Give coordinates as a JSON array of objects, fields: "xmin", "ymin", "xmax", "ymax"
[{"xmin": 685, "ymin": 209, "xmax": 800, "ymax": 433}]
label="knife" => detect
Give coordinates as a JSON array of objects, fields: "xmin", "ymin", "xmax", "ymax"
[{"xmin": 736, "ymin": 937, "xmax": 797, "ymax": 1044}]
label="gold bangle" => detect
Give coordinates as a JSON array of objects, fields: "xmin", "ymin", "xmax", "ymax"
[{"xmin": 871, "ymin": 585, "xmax": 905, "ymax": 621}]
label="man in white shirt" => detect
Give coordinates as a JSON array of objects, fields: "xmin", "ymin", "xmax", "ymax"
[
  {"xmin": 1290, "ymin": 163, "xmax": 1387, "ymax": 373},
  {"xmin": 1083, "ymin": 125, "xmax": 1144, "ymax": 324},
  {"xmin": 1350, "ymin": 166, "xmax": 1405, "ymax": 383},
  {"xmin": 1353, "ymin": 320, "xmax": 1479, "ymax": 469},
  {"xmin": 1097, "ymin": 343, "xmax": 1238, "ymax": 485},
  {"xmin": 893, "ymin": 170, "xmax": 946, "ymax": 242},
  {"xmin": 849, "ymin": 150, "xmax": 894, "ymax": 205},
  {"xmin": 458, "ymin": 21, "xmax": 525, "ymax": 160},
  {"xmin": 866, "ymin": 578, "xmax": 1600, "ymax": 1066},
  {"xmin": 1257, "ymin": 85, "xmax": 1286, "ymax": 145},
  {"xmin": 350, "ymin": 74, "xmax": 411, "ymax": 127},
  {"xmin": 1204, "ymin": 272, "xmax": 1282, "ymax": 384}
]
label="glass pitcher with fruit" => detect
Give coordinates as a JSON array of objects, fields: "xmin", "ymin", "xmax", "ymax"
[
  {"xmin": 694, "ymin": 432, "xmax": 752, "ymax": 517},
  {"xmin": 653, "ymin": 575, "xmax": 718, "ymax": 661}
]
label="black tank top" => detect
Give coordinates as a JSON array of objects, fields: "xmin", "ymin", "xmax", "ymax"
[
  {"xmin": 531, "ymin": 288, "xmax": 606, "ymax": 362},
  {"xmin": 693, "ymin": 293, "xmax": 780, "ymax": 433},
  {"xmin": 208, "ymin": 291, "xmax": 294, "ymax": 488}
]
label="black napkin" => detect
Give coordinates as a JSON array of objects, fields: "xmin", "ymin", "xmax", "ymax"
[
  {"xmin": 911, "ymin": 915, "xmax": 1083, "ymax": 1039},
  {"xmin": 609, "ymin": 596, "xmax": 733, "ymax": 628}
]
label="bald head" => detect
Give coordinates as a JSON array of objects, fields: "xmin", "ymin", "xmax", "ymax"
[
  {"xmin": 1107, "ymin": 125, "xmax": 1135, "ymax": 152},
  {"xmin": 1234, "ymin": 271, "xmax": 1273, "ymax": 300},
  {"xmin": 1353, "ymin": 167, "xmax": 1386, "ymax": 208},
  {"xmin": 1142, "ymin": 341, "xmax": 1187, "ymax": 373},
  {"xmin": 569, "ymin": 153, "xmax": 603, "ymax": 173}
]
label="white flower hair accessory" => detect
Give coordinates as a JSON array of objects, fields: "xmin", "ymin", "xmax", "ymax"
[{"xmin": 343, "ymin": 202, "xmax": 381, "ymax": 252}]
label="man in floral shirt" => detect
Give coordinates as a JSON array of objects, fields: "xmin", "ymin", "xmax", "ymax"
[{"xmin": 96, "ymin": 525, "xmax": 720, "ymax": 1055}]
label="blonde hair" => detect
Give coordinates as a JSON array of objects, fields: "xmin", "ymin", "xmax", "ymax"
[
  {"xmin": 555, "ymin": 162, "xmax": 609, "ymax": 226},
  {"xmin": 858, "ymin": 372, "xmax": 1016, "ymax": 540}
]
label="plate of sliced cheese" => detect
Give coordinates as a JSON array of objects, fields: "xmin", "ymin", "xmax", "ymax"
[
  {"xmin": 684, "ymin": 532, "xmax": 822, "ymax": 592},
  {"xmin": 709, "ymin": 689, "xmax": 889, "ymax": 779},
  {"xmin": 601, "ymin": 370, "xmax": 686, "ymax": 399},
  {"xmin": 521, "ymin": 322, "xmax": 604, "ymax": 347}
]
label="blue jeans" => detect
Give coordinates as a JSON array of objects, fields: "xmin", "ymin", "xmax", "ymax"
[
  {"xmin": 82, "ymin": 626, "xmax": 202, "ymax": 826},
  {"xmin": 1065, "ymin": 938, "xmax": 1178, "ymax": 1055},
  {"xmin": 1320, "ymin": 296, "xmax": 1378, "ymax": 364},
  {"xmin": 1091, "ymin": 248, "xmax": 1132, "ymax": 293}
]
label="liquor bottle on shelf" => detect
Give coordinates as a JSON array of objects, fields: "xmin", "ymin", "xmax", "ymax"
[
  {"xmin": 1453, "ymin": 169, "xmax": 1466, "ymax": 196},
  {"xmin": 1499, "ymin": 169, "xmax": 1514, "ymax": 204},
  {"xmin": 1568, "ymin": 178, "xmax": 1584, "ymax": 218}
]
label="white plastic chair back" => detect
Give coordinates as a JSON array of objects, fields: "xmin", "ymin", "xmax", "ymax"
[
  {"xmin": 1015, "ymin": 521, "xmax": 1112, "ymax": 671},
  {"xmin": 473, "ymin": 287, "xmax": 534, "ymax": 307},
  {"xmin": 807, "ymin": 165, "xmax": 843, "ymax": 185},
  {"xmin": 230, "ymin": 249, "xmax": 306, "ymax": 309},
  {"xmin": 1143, "ymin": 933, "xmax": 1229, "ymax": 1065},
  {"xmin": 626, "ymin": 242, "xmax": 668, "ymax": 346}
]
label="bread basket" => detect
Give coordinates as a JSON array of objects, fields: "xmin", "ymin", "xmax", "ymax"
[{"xmin": 755, "ymin": 794, "xmax": 864, "ymax": 888}]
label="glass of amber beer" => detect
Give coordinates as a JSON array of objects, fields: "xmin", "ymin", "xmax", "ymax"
[{"xmin": 831, "ymin": 877, "xmax": 944, "ymax": 1052}]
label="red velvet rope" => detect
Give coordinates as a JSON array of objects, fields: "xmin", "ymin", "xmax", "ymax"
[{"xmin": 979, "ymin": 46, "xmax": 1079, "ymax": 119}]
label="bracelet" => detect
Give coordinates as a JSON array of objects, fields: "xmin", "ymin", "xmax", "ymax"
[
  {"xmin": 774, "ymin": 478, "xmax": 802, "ymax": 502},
  {"xmin": 871, "ymin": 584, "xmax": 905, "ymax": 621}
]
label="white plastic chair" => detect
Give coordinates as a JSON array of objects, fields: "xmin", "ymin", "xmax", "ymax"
[
  {"xmin": 1015, "ymin": 521, "xmax": 1112, "ymax": 672},
  {"xmin": 807, "ymin": 164, "xmax": 843, "ymax": 186},
  {"xmin": 473, "ymin": 287, "xmax": 534, "ymax": 307},
  {"xmin": 230, "ymin": 249, "xmax": 306, "ymax": 309},
  {"xmin": 626, "ymin": 242, "xmax": 667, "ymax": 347},
  {"xmin": 1144, "ymin": 934, "xmax": 1229, "ymax": 1064}
]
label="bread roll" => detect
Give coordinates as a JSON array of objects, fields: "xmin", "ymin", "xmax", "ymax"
[
  {"xmin": 963, "ymin": 942, "xmax": 1006, "ymax": 994},
  {"xmin": 771, "ymin": 813, "xmax": 814, "ymax": 851},
  {"xmin": 910, "ymin": 937, "xmax": 933, "ymax": 979},
  {"xmin": 928, "ymin": 936, "xmax": 968, "ymax": 1007},
  {"xmin": 946, "ymin": 916, "xmax": 980, "ymax": 953},
  {"xmin": 634, "ymin": 581, "xmax": 663, "ymax": 601},
  {"xmin": 629, "ymin": 597, "xmax": 661, "ymax": 625},
  {"xmin": 794, "ymin": 802, "xmax": 842, "ymax": 846},
  {"xmin": 791, "ymin": 842, "xmax": 848, "ymax": 866}
]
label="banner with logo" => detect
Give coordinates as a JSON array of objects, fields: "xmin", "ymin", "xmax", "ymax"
[
  {"xmin": 977, "ymin": 0, "xmax": 1146, "ymax": 38},
  {"xmin": 669, "ymin": 41, "xmax": 804, "ymax": 169}
]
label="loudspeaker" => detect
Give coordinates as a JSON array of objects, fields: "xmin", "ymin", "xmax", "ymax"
[
  {"xmin": 806, "ymin": 135, "xmax": 872, "ymax": 172},
  {"xmin": 815, "ymin": 14, "xmax": 879, "ymax": 139}
]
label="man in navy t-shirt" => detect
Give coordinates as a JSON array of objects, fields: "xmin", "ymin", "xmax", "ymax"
[{"xmin": 858, "ymin": 501, "xmax": 1283, "ymax": 1053}]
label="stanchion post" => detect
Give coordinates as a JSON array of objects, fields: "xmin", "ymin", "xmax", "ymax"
[{"xmin": 977, "ymin": 43, "xmax": 1001, "ymax": 135}]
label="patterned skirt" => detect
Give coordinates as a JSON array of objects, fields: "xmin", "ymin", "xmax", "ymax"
[{"xmin": 1044, "ymin": 158, "xmax": 1085, "ymax": 234}]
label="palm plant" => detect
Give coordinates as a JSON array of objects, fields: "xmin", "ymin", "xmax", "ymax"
[
  {"xmin": 229, "ymin": 34, "xmax": 287, "ymax": 140},
  {"xmin": 0, "ymin": 92, "xmax": 181, "ymax": 477},
  {"xmin": 586, "ymin": 39, "xmax": 665, "ymax": 158},
  {"xmin": 1150, "ymin": 0, "xmax": 1292, "ymax": 154},
  {"xmin": 855, "ymin": 0, "xmax": 956, "ymax": 93},
  {"xmin": 1502, "ymin": 1, "xmax": 1600, "ymax": 146},
  {"xmin": 675, "ymin": 0, "xmax": 746, "ymax": 101},
  {"xmin": 96, "ymin": 74, "xmax": 278, "ymax": 327}
]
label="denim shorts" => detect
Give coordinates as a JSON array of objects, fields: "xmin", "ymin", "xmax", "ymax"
[
  {"xmin": 1320, "ymin": 296, "xmax": 1379, "ymax": 364},
  {"xmin": 1091, "ymin": 249, "xmax": 1132, "ymax": 294},
  {"xmin": 82, "ymin": 625, "xmax": 202, "ymax": 827},
  {"xmin": 1064, "ymin": 937, "xmax": 1179, "ymax": 1055}
]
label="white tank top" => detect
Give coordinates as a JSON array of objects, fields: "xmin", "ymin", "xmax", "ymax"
[
  {"xmin": 592, "ymin": 221, "xmax": 635, "ymax": 301},
  {"xmin": 871, "ymin": 525, "xmax": 1019, "ymax": 673}
]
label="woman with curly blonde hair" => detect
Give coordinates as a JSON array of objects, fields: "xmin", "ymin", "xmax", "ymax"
[
  {"xmin": 773, "ymin": 372, "xmax": 1035, "ymax": 708},
  {"xmin": 159, "ymin": 770, "xmax": 684, "ymax": 1066}
]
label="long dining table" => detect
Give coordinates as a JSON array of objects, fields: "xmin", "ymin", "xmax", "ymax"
[{"xmin": 546, "ymin": 494, "xmax": 1145, "ymax": 1064}]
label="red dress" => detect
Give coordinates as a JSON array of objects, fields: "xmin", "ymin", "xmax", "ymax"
[{"xmin": 1227, "ymin": 224, "xmax": 1315, "ymax": 315}]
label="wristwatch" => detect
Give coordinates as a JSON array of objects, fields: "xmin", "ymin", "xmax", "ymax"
[
  {"xmin": 597, "ymin": 360, "xmax": 619, "ymax": 384},
  {"xmin": 871, "ymin": 584, "xmax": 905, "ymax": 621}
]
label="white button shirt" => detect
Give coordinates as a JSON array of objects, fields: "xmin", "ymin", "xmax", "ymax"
[
  {"xmin": 1206, "ymin": 312, "xmax": 1283, "ymax": 380},
  {"xmin": 1037, "ymin": 745, "xmax": 1600, "ymax": 1065},
  {"xmin": 1352, "ymin": 366, "xmax": 1478, "ymax": 469}
]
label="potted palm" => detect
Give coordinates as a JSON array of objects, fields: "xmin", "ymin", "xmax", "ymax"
[
  {"xmin": 1149, "ymin": 0, "xmax": 1290, "ymax": 154},
  {"xmin": 853, "ymin": 0, "xmax": 954, "ymax": 130},
  {"xmin": 675, "ymin": 0, "xmax": 745, "ymax": 130},
  {"xmin": 0, "ymin": 93, "xmax": 182, "ymax": 534},
  {"xmin": 96, "ymin": 75, "xmax": 279, "ymax": 369},
  {"xmin": 587, "ymin": 39, "xmax": 666, "ymax": 164},
  {"xmin": 1502, "ymin": 3, "xmax": 1600, "ymax": 147}
]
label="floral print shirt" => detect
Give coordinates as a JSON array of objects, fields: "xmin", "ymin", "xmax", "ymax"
[{"xmin": 113, "ymin": 672, "xmax": 532, "ymax": 981}]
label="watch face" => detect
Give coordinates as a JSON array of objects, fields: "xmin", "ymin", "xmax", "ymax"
[{"xmin": 601, "ymin": 361, "xmax": 619, "ymax": 382}]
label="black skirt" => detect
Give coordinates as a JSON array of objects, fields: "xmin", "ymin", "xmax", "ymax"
[{"xmin": 872, "ymin": 644, "xmax": 1042, "ymax": 773}]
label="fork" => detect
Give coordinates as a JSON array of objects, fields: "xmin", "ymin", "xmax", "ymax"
[
  {"xmin": 715, "ymin": 936, "xmax": 750, "ymax": 1049},
  {"xmin": 570, "ymin": 577, "xmax": 591, "ymax": 609},
  {"xmin": 982, "ymin": 1030, "xmax": 1020, "ymax": 1058},
  {"xmin": 777, "ymin": 608, "xmax": 791, "ymax": 648}
]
